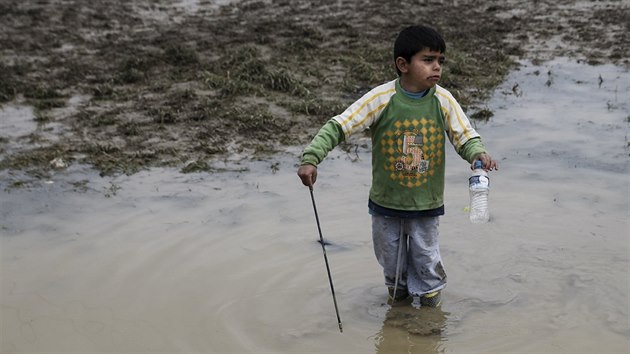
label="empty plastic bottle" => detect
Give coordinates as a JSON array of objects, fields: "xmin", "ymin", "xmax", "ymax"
[{"xmin": 469, "ymin": 160, "xmax": 490, "ymax": 223}]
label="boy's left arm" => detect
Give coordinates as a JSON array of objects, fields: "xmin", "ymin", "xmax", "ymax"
[{"xmin": 473, "ymin": 151, "xmax": 498, "ymax": 171}]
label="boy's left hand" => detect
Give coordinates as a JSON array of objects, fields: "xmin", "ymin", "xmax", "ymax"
[{"xmin": 472, "ymin": 153, "xmax": 498, "ymax": 171}]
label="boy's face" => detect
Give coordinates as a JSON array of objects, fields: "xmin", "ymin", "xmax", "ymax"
[{"xmin": 397, "ymin": 48, "xmax": 445, "ymax": 92}]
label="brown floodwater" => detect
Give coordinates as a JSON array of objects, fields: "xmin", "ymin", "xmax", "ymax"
[{"xmin": 1, "ymin": 58, "xmax": 629, "ymax": 353}]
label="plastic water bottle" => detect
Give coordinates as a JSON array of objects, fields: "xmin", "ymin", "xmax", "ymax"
[{"xmin": 469, "ymin": 160, "xmax": 490, "ymax": 223}]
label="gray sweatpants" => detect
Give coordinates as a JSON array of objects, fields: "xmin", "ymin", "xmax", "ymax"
[{"xmin": 371, "ymin": 215, "xmax": 447, "ymax": 296}]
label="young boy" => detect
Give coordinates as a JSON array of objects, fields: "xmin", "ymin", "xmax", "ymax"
[{"xmin": 297, "ymin": 25, "xmax": 498, "ymax": 307}]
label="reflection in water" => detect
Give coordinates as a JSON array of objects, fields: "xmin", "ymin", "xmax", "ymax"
[{"xmin": 374, "ymin": 302, "xmax": 448, "ymax": 354}]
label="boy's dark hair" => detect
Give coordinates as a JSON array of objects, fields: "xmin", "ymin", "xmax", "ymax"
[{"xmin": 393, "ymin": 25, "xmax": 446, "ymax": 75}]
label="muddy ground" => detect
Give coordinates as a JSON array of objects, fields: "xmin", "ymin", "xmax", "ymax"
[{"xmin": 0, "ymin": 0, "xmax": 628, "ymax": 182}]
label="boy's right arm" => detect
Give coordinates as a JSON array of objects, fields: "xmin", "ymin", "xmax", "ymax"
[
  {"xmin": 297, "ymin": 164, "xmax": 318, "ymax": 187},
  {"xmin": 297, "ymin": 119, "xmax": 345, "ymax": 187}
]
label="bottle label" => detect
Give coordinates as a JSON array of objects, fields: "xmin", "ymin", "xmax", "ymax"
[{"xmin": 469, "ymin": 175, "xmax": 489, "ymax": 188}]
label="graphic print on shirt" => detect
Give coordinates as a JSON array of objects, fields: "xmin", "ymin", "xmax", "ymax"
[{"xmin": 381, "ymin": 118, "xmax": 444, "ymax": 188}]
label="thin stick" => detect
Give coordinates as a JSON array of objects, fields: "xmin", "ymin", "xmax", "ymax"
[{"xmin": 309, "ymin": 186, "xmax": 343, "ymax": 333}]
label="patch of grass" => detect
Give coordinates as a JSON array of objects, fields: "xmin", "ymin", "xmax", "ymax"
[
  {"xmin": 250, "ymin": 143, "xmax": 280, "ymax": 155},
  {"xmin": 238, "ymin": 1, "xmax": 267, "ymax": 12},
  {"xmin": 218, "ymin": 78, "xmax": 259, "ymax": 97},
  {"xmin": 92, "ymin": 83, "xmax": 115, "ymax": 99},
  {"xmin": 285, "ymin": 98, "xmax": 345, "ymax": 120},
  {"xmin": 3, "ymin": 177, "xmax": 40, "ymax": 192},
  {"xmin": 284, "ymin": 36, "xmax": 319, "ymax": 52},
  {"xmin": 470, "ymin": 108, "xmax": 494, "ymax": 121},
  {"xmin": 181, "ymin": 160, "xmax": 210, "ymax": 173},
  {"xmin": 224, "ymin": 105, "xmax": 282, "ymax": 137},
  {"xmin": 90, "ymin": 156, "xmax": 139, "ymax": 177},
  {"xmin": 0, "ymin": 61, "xmax": 28, "ymax": 102},
  {"xmin": 34, "ymin": 111, "xmax": 52, "ymax": 124},
  {"xmin": 163, "ymin": 44, "xmax": 199, "ymax": 66},
  {"xmin": 32, "ymin": 98, "xmax": 66, "ymax": 110},
  {"xmin": 84, "ymin": 143, "xmax": 125, "ymax": 175},
  {"xmin": 150, "ymin": 90, "xmax": 189, "ymax": 123},
  {"xmin": 0, "ymin": 144, "xmax": 71, "ymax": 172},
  {"xmin": 279, "ymin": 24, "xmax": 325, "ymax": 53},
  {"xmin": 264, "ymin": 68, "xmax": 309, "ymax": 95},
  {"xmin": 116, "ymin": 57, "xmax": 157, "ymax": 84},
  {"xmin": 76, "ymin": 109, "xmax": 120, "ymax": 127},
  {"xmin": 24, "ymin": 84, "xmax": 64, "ymax": 100},
  {"xmin": 9, "ymin": 180, "xmax": 29, "ymax": 189},
  {"xmin": 203, "ymin": 71, "xmax": 224, "ymax": 89},
  {"xmin": 193, "ymin": 139, "xmax": 227, "ymax": 155},
  {"xmin": 344, "ymin": 46, "xmax": 392, "ymax": 86},
  {"xmin": 151, "ymin": 107, "xmax": 178, "ymax": 124},
  {"xmin": 118, "ymin": 122, "xmax": 140, "ymax": 136},
  {"xmin": 208, "ymin": 46, "xmax": 309, "ymax": 97},
  {"xmin": 441, "ymin": 46, "xmax": 516, "ymax": 108},
  {"xmin": 93, "ymin": 112, "xmax": 119, "ymax": 127}
]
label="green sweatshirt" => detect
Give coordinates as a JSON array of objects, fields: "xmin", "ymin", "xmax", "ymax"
[{"xmin": 301, "ymin": 79, "xmax": 486, "ymax": 211}]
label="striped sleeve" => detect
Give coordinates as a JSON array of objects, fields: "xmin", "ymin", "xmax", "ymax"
[
  {"xmin": 332, "ymin": 80, "xmax": 397, "ymax": 137},
  {"xmin": 434, "ymin": 85, "xmax": 480, "ymax": 151}
]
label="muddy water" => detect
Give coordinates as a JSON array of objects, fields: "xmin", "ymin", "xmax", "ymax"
[{"xmin": 1, "ymin": 58, "xmax": 629, "ymax": 353}]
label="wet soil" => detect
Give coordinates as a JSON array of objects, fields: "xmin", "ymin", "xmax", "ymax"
[{"xmin": 0, "ymin": 0, "xmax": 628, "ymax": 181}]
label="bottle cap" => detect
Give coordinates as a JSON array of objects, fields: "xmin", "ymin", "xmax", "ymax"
[{"xmin": 474, "ymin": 160, "xmax": 483, "ymax": 169}]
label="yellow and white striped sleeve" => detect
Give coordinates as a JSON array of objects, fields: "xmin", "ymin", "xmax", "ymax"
[
  {"xmin": 332, "ymin": 80, "xmax": 397, "ymax": 138},
  {"xmin": 435, "ymin": 85, "xmax": 480, "ymax": 150}
]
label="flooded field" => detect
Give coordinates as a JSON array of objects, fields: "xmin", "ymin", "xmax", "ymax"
[{"xmin": 1, "ymin": 58, "xmax": 628, "ymax": 353}]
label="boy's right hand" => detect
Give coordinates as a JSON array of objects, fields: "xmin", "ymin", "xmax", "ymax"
[{"xmin": 297, "ymin": 164, "xmax": 318, "ymax": 187}]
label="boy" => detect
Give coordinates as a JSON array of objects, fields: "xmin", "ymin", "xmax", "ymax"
[{"xmin": 297, "ymin": 25, "xmax": 498, "ymax": 307}]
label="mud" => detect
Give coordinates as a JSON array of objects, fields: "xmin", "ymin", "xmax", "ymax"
[{"xmin": 0, "ymin": 0, "xmax": 628, "ymax": 181}]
